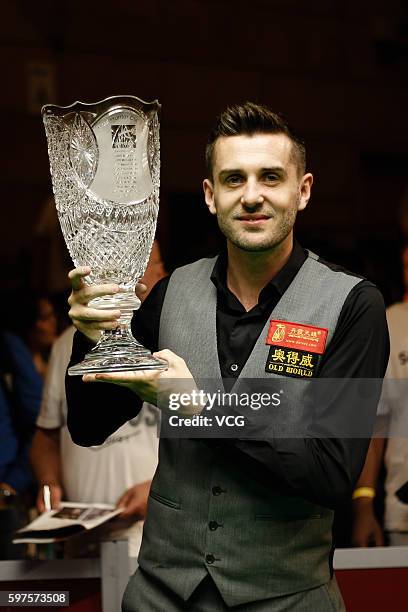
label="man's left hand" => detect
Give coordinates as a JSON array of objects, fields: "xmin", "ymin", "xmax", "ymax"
[
  {"xmin": 116, "ymin": 480, "xmax": 151, "ymax": 518},
  {"xmin": 82, "ymin": 349, "xmax": 203, "ymax": 414}
]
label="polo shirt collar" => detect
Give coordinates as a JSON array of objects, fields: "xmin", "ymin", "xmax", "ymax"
[{"xmin": 210, "ymin": 241, "xmax": 307, "ymax": 305}]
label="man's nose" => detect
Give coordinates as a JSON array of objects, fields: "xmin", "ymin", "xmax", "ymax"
[{"xmin": 241, "ymin": 180, "xmax": 264, "ymax": 207}]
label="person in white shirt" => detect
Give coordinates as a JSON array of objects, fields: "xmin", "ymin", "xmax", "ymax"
[{"xmin": 353, "ymin": 245, "xmax": 408, "ymax": 546}]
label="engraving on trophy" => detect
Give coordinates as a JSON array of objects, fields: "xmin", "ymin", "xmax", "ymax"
[
  {"xmin": 111, "ymin": 124, "xmax": 137, "ymax": 147},
  {"xmin": 111, "ymin": 124, "xmax": 138, "ymax": 197},
  {"xmin": 89, "ymin": 108, "xmax": 152, "ymax": 205}
]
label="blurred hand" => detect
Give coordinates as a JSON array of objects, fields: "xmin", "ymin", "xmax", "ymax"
[
  {"xmin": 83, "ymin": 349, "xmax": 203, "ymax": 414},
  {"xmin": 36, "ymin": 484, "xmax": 63, "ymax": 514},
  {"xmin": 0, "ymin": 482, "xmax": 17, "ymax": 495},
  {"xmin": 352, "ymin": 499, "xmax": 384, "ymax": 547},
  {"xmin": 116, "ymin": 481, "xmax": 151, "ymax": 518}
]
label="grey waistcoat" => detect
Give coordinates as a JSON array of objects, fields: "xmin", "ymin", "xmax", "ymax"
[{"xmin": 136, "ymin": 251, "xmax": 361, "ymax": 607}]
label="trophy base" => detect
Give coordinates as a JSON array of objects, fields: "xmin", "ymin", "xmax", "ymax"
[{"xmin": 68, "ymin": 342, "xmax": 167, "ymax": 376}]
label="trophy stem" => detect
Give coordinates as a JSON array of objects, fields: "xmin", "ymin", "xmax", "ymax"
[{"xmin": 68, "ymin": 301, "xmax": 167, "ymax": 376}]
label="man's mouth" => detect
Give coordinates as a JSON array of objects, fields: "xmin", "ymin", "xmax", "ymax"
[{"xmin": 236, "ymin": 214, "xmax": 271, "ymax": 224}]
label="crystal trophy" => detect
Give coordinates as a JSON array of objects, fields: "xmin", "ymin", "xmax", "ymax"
[{"xmin": 42, "ymin": 95, "xmax": 166, "ymax": 375}]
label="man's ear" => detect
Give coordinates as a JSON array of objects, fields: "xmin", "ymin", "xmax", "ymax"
[
  {"xmin": 297, "ymin": 173, "xmax": 313, "ymax": 212},
  {"xmin": 203, "ymin": 178, "xmax": 216, "ymax": 215}
]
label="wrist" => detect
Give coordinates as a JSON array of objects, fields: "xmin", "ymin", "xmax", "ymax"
[
  {"xmin": 352, "ymin": 486, "xmax": 376, "ymax": 501},
  {"xmin": 352, "ymin": 487, "xmax": 376, "ymax": 514}
]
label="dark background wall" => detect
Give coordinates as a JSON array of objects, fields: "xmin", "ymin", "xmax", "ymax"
[{"xmin": 2, "ymin": 0, "xmax": 408, "ymax": 303}]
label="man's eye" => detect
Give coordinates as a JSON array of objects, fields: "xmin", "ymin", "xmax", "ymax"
[
  {"xmin": 264, "ymin": 174, "xmax": 279, "ymax": 182},
  {"xmin": 226, "ymin": 175, "xmax": 243, "ymax": 184}
]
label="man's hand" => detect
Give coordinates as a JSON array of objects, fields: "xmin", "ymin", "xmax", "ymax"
[
  {"xmin": 36, "ymin": 483, "xmax": 63, "ymax": 513},
  {"xmin": 82, "ymin": 349, "xmax": 204, "ymax": 414},
  {"xmin": 68, "ymin": 267, "xmax": 121, "ymax": 343},
  {"xmin": 352, "ymin": 498, "xmax": 384, "ymax": 547},
  {"xmin": 116, "ymin": 480, "xmax": 151, "ymax": 518},
  {"xmin": 67, "ymin": 267, "xmax": 148, "ymax": 343}
]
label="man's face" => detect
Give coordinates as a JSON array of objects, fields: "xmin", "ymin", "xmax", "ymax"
[{"xmin": 203, "ymin": 133, "xmax": 312, "ymax": 253}]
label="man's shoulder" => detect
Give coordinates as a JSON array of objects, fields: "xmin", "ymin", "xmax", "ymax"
[
  {"xmin": 140, "ymin": 256, "xmax": 218, "ymax": 306},
  {"xmin": 301, "ymin": 251, "xmax": 382, "ymax": 312},
  {"xmin": 305, "ymin": 252, "xmax": 386, "ymax": 322},
  {"xmin": 308, "ymin": 251, "xmax": 366, "ymax": 283},
  {"xmin": 171, "ymin": 255, "xmax": 218, "ymax": 276},
  {"xmin": 166, "ymin": 256, "xmax": 219, "ymax": 288}
]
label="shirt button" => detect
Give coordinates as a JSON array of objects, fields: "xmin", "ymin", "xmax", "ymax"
[
  {"xmin": 208, "ymin": 521, "xmax": 219, "ymax": 531},
  {"xmin": 205, "ymin": 554, "xmax": 215, "ymax": 564},
  {"xmin": 230, "ymin": 364, "xmax": 239, "ymax": 372},
  {"xmin": 212, "ymin": 486, "xmax": 222, "ymax": 496}
]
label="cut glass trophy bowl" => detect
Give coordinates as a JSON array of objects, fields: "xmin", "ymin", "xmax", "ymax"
[{"xmin": 42, "ymin": 95, "xmax": 167, "ymax": 375}]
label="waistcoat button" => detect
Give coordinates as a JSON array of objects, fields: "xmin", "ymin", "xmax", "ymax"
[
  {"xmin": 212, "ymin": 486, "xmax": 222, "ymax": 496},
  {"xmin": 205, "ymin": 554, "xmax": 215, "ymax": 564},
  {"xmin": 230, "ymin": 363, "xmax": 239, "ymax": 372},
  {"xmin": 208, "ymin": 521, "xmax": 219, "ymax": 531}
]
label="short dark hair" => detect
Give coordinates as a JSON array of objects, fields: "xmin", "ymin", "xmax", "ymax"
[{"xmin": 205, "ymin": 102, "xmax": 306, "ymax": 179}]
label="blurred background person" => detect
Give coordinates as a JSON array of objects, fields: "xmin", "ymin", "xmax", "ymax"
[
  {"xmin": 30, "ymin": 240, "xmax": 165, "ymax": 557},
  {"xmin": 0, "ymin": 293, "xmax": 57, "ymax": 558},
  {"xmin": 353, "ymin": 243, "xmax": 408, "ymax": 547}
]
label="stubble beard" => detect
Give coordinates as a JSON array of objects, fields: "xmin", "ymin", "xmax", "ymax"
[{"xmin": 216, "ymin": 197, "xmax": 300, "ymax": 253}]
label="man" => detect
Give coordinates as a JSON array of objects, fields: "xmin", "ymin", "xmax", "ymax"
[
  {"xmin": 353, "ymin": 244, "xmax": 408, "ymax": 548},
  {"xmin": 66, "ymin": 103, "xmax": 389, "ymax": 610}
]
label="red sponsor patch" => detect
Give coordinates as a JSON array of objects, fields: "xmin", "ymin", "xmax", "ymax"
[{"xmin": 265, "ymin": 320, "xmax": 328, "ymax": 355}]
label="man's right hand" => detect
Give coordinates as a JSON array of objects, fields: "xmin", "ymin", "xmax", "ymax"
[
  {"xmin": 68, "ymin": 267, "xmax": 122, "ymax": 343},
  {"xmin": 352, "ymin": 499, "xmax": 384, "ymax": 547},
  {"xmin": 36, "ymin": 484, "xmax": 63, "ymax": 513}
]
